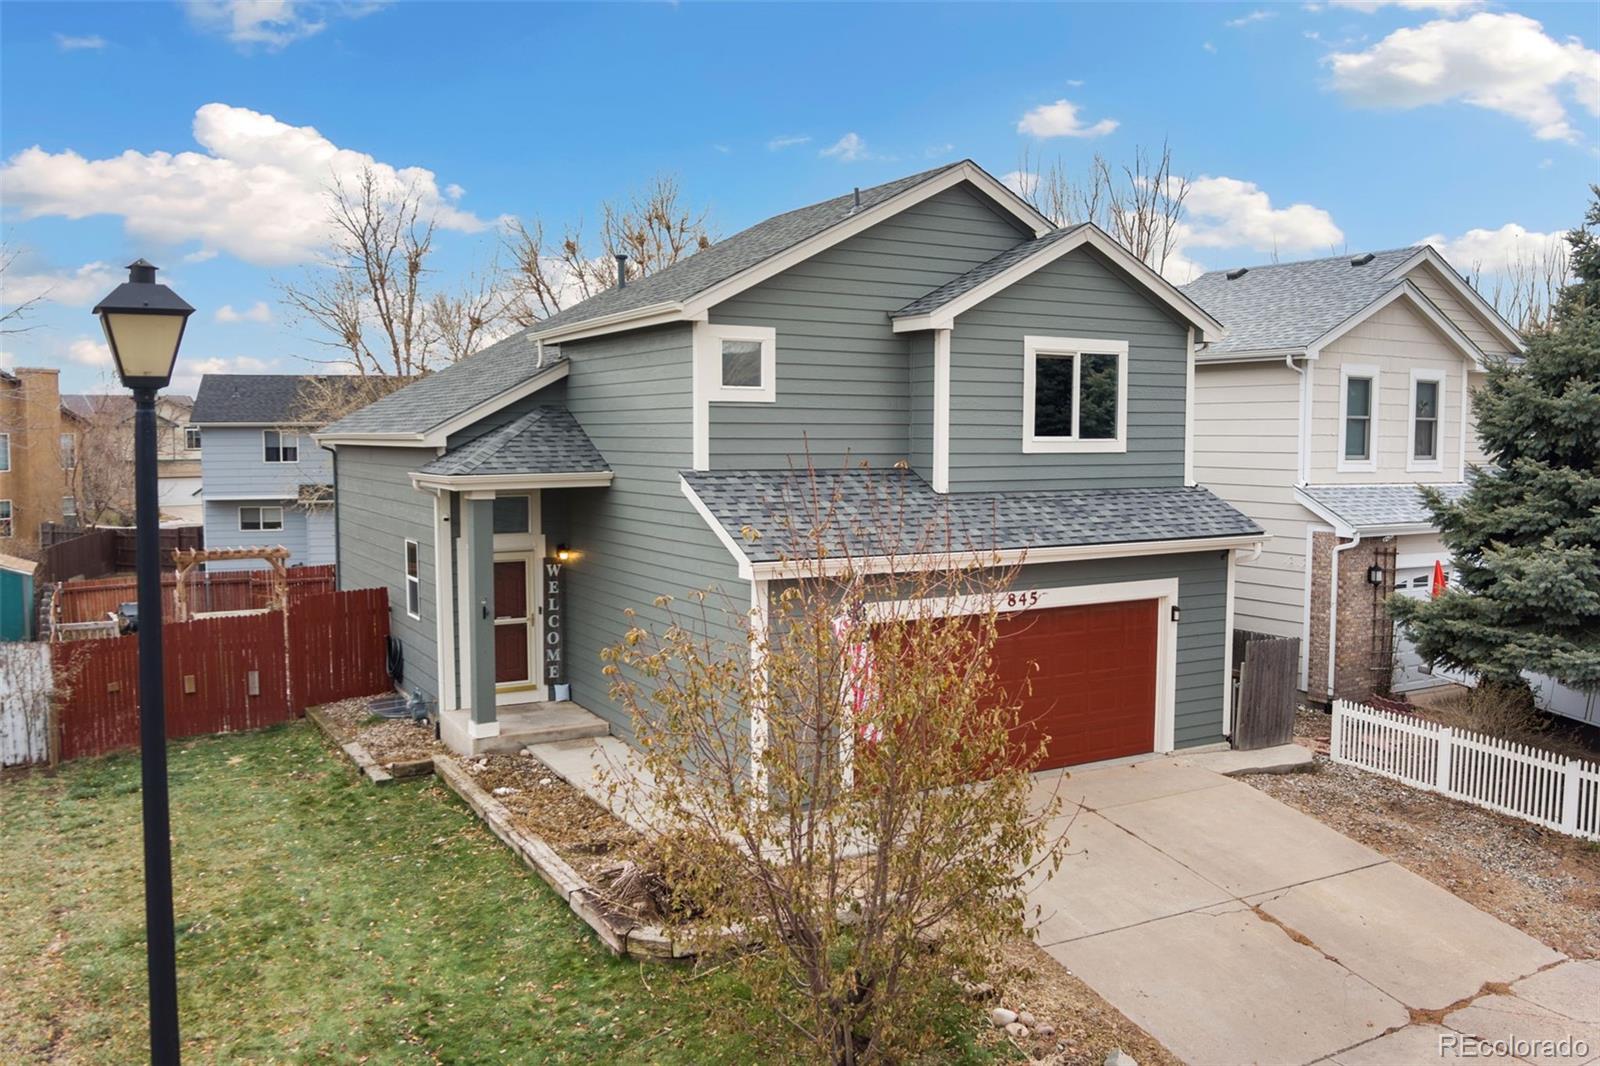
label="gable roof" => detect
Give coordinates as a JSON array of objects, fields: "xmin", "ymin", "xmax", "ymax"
[
  {"xmin": 316, "ymin": 332, "xmax": 568, "ymax": 445},
  {"xmin": 415, "ymin": 407, "xmax": 609, "ymax": 479},
  {"xmin": 891, "ymin": 222, "xmax": 1225, "ymax": 339},
  {"xmin": 682, "ymin": 469, "xmax": 1263, "ymax": 578},
  {"xmin": 527, "ymin": 160, "xmax": 1050, "ymax": 344},
  {"xmin": 190, "ymin": 375, "xmax": 352, "ymax": 426}
]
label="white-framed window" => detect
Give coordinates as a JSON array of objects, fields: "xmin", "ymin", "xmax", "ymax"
[
  {"xmin": 403, "ymin": 538, "xmax": 421, "ymax": 619},
  {"xmin": 185, "ymin": 425, "xmax": 202, "ymax": 451},
  {"xmin": 263, "ymin": 429, "xmax": 299, "ymax": 463},
  {"xmin": 1338, "ymin": 364, "xmax": 1379, "ymax": 472},
  {"xmin": 1408, "ymin": 369, "xmax": 1444, "ymax": 472},
  {"xmin": 0, "ymin": 433, "xmax": 9, "ymax": 473},
  {"xmin": 61, "ymin": 496, "xmax": 76, "ymax": 520},
  {"xmin": 239, "ymin": 505, "xmax": 284, "ymax": 532},
  {"xmin": 59, "ymin": 432, "xmax": 76, "ymax": 470},
  {"xmin": 1022, "ymin": 336, "xmax": 1129, "ymax": 454},
  {"xmin": 0, "ymin": 499, "xmax": 12, "ymax": 538},
  {"xmin": 696, "ymin": 322, "xmax": 777, "ymax": 403}
]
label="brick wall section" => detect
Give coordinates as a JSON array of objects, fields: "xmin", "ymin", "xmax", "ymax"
[
  {"xmin": 0, "ymin": 368, "xmax": 67, "ymax": 551},
  {"xmin": 1307, "ymin": 531, "xmax": 1400, "ymax": 704}
]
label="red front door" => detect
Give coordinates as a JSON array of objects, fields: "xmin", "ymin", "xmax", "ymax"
[{"xmin": 493, "ymin": 558, "xmax": 530, "ymax": 685}]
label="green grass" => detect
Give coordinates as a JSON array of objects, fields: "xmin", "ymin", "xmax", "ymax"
[{"xmin": 0, "ymin": 723, "xmax": 770, "ymax": 1064}]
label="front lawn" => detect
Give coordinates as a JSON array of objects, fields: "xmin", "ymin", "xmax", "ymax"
[{"xmin": 0, "ymin": 722, "xmax": 774, "ymax": 1063}]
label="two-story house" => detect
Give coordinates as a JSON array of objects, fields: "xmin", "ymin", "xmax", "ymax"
[
  {"xmin": 1185, "ymin": 248, "xmax": 1523, "ymax": 705},
  {"xmin": 60, "ymin": 392, "xmax": 202, "ymax": 524},
  {"xmin": 318, "ymin": 161, "xmax": 1265, "ymax": 765},
  {"xmin": 189, "ymin": 375, "xmax": 345, "ymax": 570},
  {"xmin": 0, "ymin": 367, "xmax": 71, "ymax": 549}
]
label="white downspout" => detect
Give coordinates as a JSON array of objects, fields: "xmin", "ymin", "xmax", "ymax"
[
  {"xmin": 1328, "ymin": 531, "xmax": 1362, "ymax": 701},
  {"xmin": 1286, "ymin": 351, "xmax": 1309, "ymax": 485}
]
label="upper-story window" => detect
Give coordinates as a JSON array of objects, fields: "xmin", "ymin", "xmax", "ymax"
[
  {"xmin": 185, "ymin": 425, "xmax": 202, "ymax": 451},
  {"xmin": 263, "ymin": 429, "xmax": 299, "ymax": 463},
  {"xmin": 698, "ymin": 323, "xmax": 777, "ymax": 403},
  {"xmin": 1408, "ymin": 370, "xmax": 1444, "ymax": 471},
  {"xmin": 0, "ymin": 433, "xmax": 10, "ymax": 472},
  {"xmin": 1022, "ymin": 336, "xmax": 1128, "ymax": 454},
  {"xmin": 59, "ymin": 432, "xmax": 76, "ymax": 470},
  {"xmin": 0, "ymin": 500, "xmax": 13, "ymax": 538},
  {"xmin": 1339, "ymin": 365, "xmax": 1378, "ymax": 472}
]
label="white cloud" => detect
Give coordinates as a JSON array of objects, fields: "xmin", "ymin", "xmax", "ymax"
[
  {"xmin": 1421, "ymin": 222, "xmax": 1566, "ymax": 276},
  {"xmin": 767, "ymin": 134, "xmax": 811, "ymax": 151},
  {"xmin": 1016, "ymin": 99, "xmax": 1119, "ymax": 139},
  {"xmin": 820, "ymin": 132, "xmax": 870, "ymax": 161},
  {"xmin": 1226, "ymin": 10, "xmax": 1276, "ymax": 28},
  {"xmin": 1327, "ymin": 13, "xmax": 1600, "ymax": 142},
  {"xmin": 215, "ymin": 301, "xmax": 273, "ymax": 324},
  {"xmin": 67, "ymin": 336, "xmax": 112, "ymax": 367},
  {"xmin": 0, "ymin": 102, "xmax": 488, "ymax": 267},
  {"xmin": 54, "ymin": 33, "xmax": 107, "ymax": 51},
  {"xmin": 171, "ymin": 354, "xmax": 271, "ymax": 395},
  {"xmin": 1169, "ymin": 176, "xmax": 1345, "ymax": 278},
  {"xmin": 1203, "ymin": 41, "xmax": 1218, "ymax": 53},
  {"xmin": 183, "ymin": 1, "xmax": 384, "ymax": 51},
  {"xmin": 1328, "ymin": 0, "xmax": 1484, "ymax": 12},
  {"xmin": 1001, "ymin": 170, "xmax": 1040, "ymax": 199},
  {"xmin": 1, "ymin": 261, "xmax": 123, "ymax": 308}
]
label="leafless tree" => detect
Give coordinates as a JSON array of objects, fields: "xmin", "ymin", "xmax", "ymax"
[
  {"xmin": 280, "ymin": 167, "xmax": 508, "ymax": 377},
  {"xmin": 1459, "ymin": 241, "xmax": 1571, "ymax": 334},
  {"xmin": 504, "ymin": 174, "xmax": 714, "ymax": 325},
  {"xmin": 1013, "ymin": 141, "xmax": 1190, "ymax": 275},
  {"xmin": 0, "ymin": 244, "xmax": 47, "ymax": 335},
  {"xmin": 66, "ymin": 397, "xmax": 135, "ymax": 526}
]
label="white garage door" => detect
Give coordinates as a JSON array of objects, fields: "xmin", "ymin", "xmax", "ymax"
[{"xmin": 1392, "ymin": 566, "xmax": 1471, "ymax": 694}]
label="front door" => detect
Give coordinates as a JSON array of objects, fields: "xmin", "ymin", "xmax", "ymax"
[{"xmin": 493, "ymin": 552, "xmax": 538, "ymax": 702}]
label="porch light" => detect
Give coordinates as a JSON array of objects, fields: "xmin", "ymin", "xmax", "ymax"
[
  {"xmin": 1170, "ymin": 604, "xmax": 1181, "ymax": 623},
  {"xmin": 1367, "ymin": 563, "xmax": 1386, "ymax": 586},
  {"xmin": 92, "ymin": 260, "xmax": 194, "ymax": 389},
  {"xmin": 556, "ymin": 544, "xmax": 572, "ymax": 563}
]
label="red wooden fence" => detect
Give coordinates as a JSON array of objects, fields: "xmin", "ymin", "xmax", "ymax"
[
  {"xmin": 54, "ymin": 564, "xmax": 337, "ymax": 624},
  {"xmin": 51, "ymin": 586, "xmax": 391, "ymax": 761}
]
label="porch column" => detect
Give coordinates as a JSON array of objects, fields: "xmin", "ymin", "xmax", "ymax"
[{"xmin": 461, "ymin": 492, "xmax": 497, "ymax": 736}]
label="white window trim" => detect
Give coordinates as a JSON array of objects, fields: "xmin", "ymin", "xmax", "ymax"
[
  {"xmin": 185, "ymin": 425, "xmax": 202, "ymax": 451},
  {"xmin": 61, "ymin": 496, "xmax": 77, "ymax": 518},
  {"xmin": 0, "ymin": 499, "xmax": 11, "ymax": 537},
  {"xmin": 262, "ymin": 429, "xmax": 300, "ymax": 464},
  {"xmin": 692, "ymin": 322, "xmax": 777, "ymax": 470},
  {"xmin": 238, "ymin": 505, "xmax": 284, "ymax": 532},
  {"xmin": 1336, "ymin": 363, "xmax": 1380, "ymax": 473},
  {"xmin": 1407, "ymin": 368, "xmax": 1446, "ymax": 473},
  {"xmin": 403, "ymin": 538, "xmax": 421, "ymax": 620},
  {"xmin": 1021, "ymin": 335, "xmax": 1129, "ymax": 455},
  {"xmin": 0, "ymin": 432, "xmax": 10, "ymax": 473}
]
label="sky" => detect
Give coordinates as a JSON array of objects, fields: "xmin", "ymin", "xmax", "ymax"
[{"xmin": 1, "ymin": 0, "xmax": 1596, "ymax": 396}]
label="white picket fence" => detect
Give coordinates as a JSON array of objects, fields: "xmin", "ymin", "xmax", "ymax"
[{"xmin": 1330, "ymin": 700, "xmax": 1600, "ymax": 840}]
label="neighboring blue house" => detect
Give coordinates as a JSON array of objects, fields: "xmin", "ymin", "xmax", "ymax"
[
  {"xmin": 189, "ymin": 375, "xmax": 345, "ymax": 572},
  {"xmin": 318, "ymin": 161, "xmax": 1265, "ymax": 763}
]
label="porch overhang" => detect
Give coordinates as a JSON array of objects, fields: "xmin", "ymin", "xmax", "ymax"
[
  {"xmin": 410, "ymin": 470, "xmax": 614, "ymax": 493},
  {"xmin": 407, "ymin": 405, "xmax": 612, "ymax": 495},
  {"xmin": 1295, "ymin": 483, "xmax": 1467, "ymax": 539}
]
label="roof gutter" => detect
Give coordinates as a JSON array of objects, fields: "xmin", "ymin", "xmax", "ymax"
[{"xmin": 409, "ymin": 470, "xmax": 614, "ymax": 493}]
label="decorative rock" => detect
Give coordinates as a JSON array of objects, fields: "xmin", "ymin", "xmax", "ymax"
[
  {"xmin": 539, "ymin": 777, "xmax": 555, "ymax": 786},
  {"xmin": 492, "ymin": 786, "xmax": 519, "ymax": 796},
  {"xmin": 1017, "ymin": 1011, "xmax": 1036, "ymax": 1028},
  {"xmin": 1004, "ymin": 1022, "xmax": 1029, "ymax": 1038},
  {"xmin": 1036, "ymin": 1023, "xmax": 1056, "ymax": 1038},
  {"xmin": 989, "ymin": 1007, "xmax": 1017, "ymax": 1027},
  {"xmin": 1105, "ymin": 1051, "xmax": 1138, "ymax": 1066}
]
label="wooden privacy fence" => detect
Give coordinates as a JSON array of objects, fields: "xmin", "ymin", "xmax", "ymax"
[
  {"xmin": 53, "ymin": 564, "xmax": 336, "ymax": 625},
  {"xmin": 1231, "ymin": 631, "xmax": 1300, "ymax": 751},
  {"xmin": 43, "ymin": 586, "xmax": 391, "ymax": 762},
  {"xmin": 37, "ymin": 523, "xmax": 203, "ymax": 585},
  {"xmin": 1331, "ymin": 699, "xmax": 1600, "ymax": 841}
]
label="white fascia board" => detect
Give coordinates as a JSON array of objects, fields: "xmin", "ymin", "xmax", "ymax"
[
  {"xmin": 748, "ymin": 532, "xmax": 1268, "ymax": 581},
  {"xmin": 1309, "ymin": 282, "xmax": 1486, "ymax": 371},
  {"xmin": 529, "ymin": 303, "xmax": 690, "ymax": 345},
  {"xmin": 1383, "ymin": 247, "xmax": 1526, "ymax": 354},
  {"xmin": 1293, "ymin": 488, "xmax": 1356, "ymax": 538},
  {"xmin": 679, "ymin": 476, "xmax": 756, "ymax": 580},
  {"xmin": 312, "ymin": 361, "xmax": 571, "ymax": 449},
  {"xmin": 408, "ymin": 470, "xmax": 613, "ymax": 492},
  {"xmin": 203, "ymin": 493, "xmax": 299, "ymax": 502},
  {"xmin": 1193, "ymin": 347, "xmax": 1307, "ymax": 365},
  {"xmin": 890, "ymin": 224, "xmax": 1226, "ymax": 341},
  {"xmin": 190, "ymin": 421, "xmax": 322, "ymax": 429}
]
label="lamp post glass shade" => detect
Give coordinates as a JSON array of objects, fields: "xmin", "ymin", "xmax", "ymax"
[{"xmin": 92, "ymin": 260, "xmax": 193, "ymax": 389}]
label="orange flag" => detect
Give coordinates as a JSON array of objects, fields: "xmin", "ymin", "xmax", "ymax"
[{"xmin": 1431, "ymin": 560, "xmax": 1448, "ymax": 598}]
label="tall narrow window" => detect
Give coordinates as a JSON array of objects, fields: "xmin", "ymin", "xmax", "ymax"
[
  {"xmin": 1412, "ymin": 379, "xmax": 1439, "ymax": 463},
  {"xmin": 0, "ymin": 500, "xmax": 12, "ymax": 538},
  {"xmin": 1343, "ymin": 375, "xmax": 1373, "ymax": 461},
  {"xmin": 62, "ymin": 496, "xmax": 77, "ymax": 520},
  {"xmin": 0, "ymin": 433, "xmax": 10, "ymax": 472},
  {"xmin": 59, "ymin": 433, "xmax": 76, "ymax": 470},
  {"xmin": 404, "ymin": 539, "xmax": 421, "ymax": 618},
  {"xmin": 263, "ymin": 430, "xmax": 298, "ymax": 463}
]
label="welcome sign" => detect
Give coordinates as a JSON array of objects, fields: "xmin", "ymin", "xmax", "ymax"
[{"xmin": 543, "ymin": 559, "xmax": 565, "ymax": 686}]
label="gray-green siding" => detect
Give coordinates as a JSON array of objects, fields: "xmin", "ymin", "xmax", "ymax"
[
  {"xmin": 907, "ymin": 333, "xmax": 934, "ymax": 480},
  {"xmin": 560, "ymin": 324, "xmax": 749, "ymax": 737},
  {"xmin": 949, "ymin": 246, "xmax": 1190, "ymax": 491},
  {"xmin": 707, "ymin": 182, "xmax": 1029, "ymax": 471},
  {"xmin": 334, "ymin": 444, "xmax": 438, "ymax": 703}
]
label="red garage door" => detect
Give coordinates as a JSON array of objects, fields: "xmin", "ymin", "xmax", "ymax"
[{"xmin": 994, "ymin": 599, "xmax": 1159, "ymax": 770}]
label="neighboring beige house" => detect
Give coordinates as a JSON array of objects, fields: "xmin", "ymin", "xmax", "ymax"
[
  {"xmin": 1184, "ymin": 247, "xmax": 1523, "ymax": 705},
  {"xmin": 60, "ymin": 392, "xmax": 202, "ymax": 524}
]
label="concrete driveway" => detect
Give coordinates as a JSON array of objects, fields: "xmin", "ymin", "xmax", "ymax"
[{"xmin": 1026, "ymin": 757, "xmax": 1599, "ymax": 1066}]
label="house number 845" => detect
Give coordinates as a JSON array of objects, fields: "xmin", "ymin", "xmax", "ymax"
[{"xmin": 1004, "ymin": 591, "xmax": 1041, "ymax": 609}]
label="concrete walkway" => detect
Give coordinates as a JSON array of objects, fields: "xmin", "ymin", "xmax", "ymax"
[{"xmin": 1026, "ymin": 758, "xmax": 1598, "ymax": 1066}]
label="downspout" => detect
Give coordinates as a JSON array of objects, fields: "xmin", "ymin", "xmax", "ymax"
[
  {"xmin": 1327, "ymin": 530, "xmax": 1363, "ymax": 701},
  {"xmin": 1286, "ymin": 351, "xmax": 1309, "ymax": 485}
]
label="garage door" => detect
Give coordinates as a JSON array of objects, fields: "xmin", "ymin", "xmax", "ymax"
[
  {"xmin": 993, "ymin": 599, "xmax": 1159, "ymax": 770},
  {"xmin": 1392, "ymin": 566, "xmax": 1473, "ymax": 694}
]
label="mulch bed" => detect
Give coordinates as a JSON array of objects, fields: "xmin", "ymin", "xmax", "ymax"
[
  {"xmin": 1247, "ymin": 711, "xmax": 1600, "ymax": 959},
  {"xmin": 311, "ymin": 696, "xmax": 443, "ymax": 769}
]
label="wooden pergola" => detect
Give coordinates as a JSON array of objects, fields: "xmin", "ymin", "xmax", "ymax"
[{"xmin": 171, "ymin": 546, "xmax": 291, "ymax": 621}]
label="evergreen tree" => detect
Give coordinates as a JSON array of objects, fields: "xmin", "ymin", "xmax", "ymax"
[{"xmin": 1392, "ymin": 189, "xmax": 1600, "ymax": 690}]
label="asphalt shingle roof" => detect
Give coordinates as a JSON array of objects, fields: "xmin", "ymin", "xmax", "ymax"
[
  {"xmin": 894, "ymin": 224, "xmax": 1090, "ymax": 318},
  {"xmin": 190, "ymin": 375, "xmax": 348, "ymax": 425},
  {"xmin": 1299, "ymin": 482, "xmax": 1468, "ymax": 530},
  {"xmin": 683, "ymin": 469, "xmax": 1261, "ymax": 564},
  {"xmin": 529, "ymin": 162, "xmax": 974, "ymax": 338},
  {"xmin": 1181, "ymin": 247, "xmax": 1420, "ymax": 355},
  {"xmin": 319, "ymin": 332, "xmax": 562, "ymax": 438},
  {"xmin": 415, "ymin": 407, "xmax": 609, "ymax": 478}
]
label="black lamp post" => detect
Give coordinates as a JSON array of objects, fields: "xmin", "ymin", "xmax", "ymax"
[{"xmin": 93, "ymin": 259, "xmax": 193, "ymax": 1066}]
